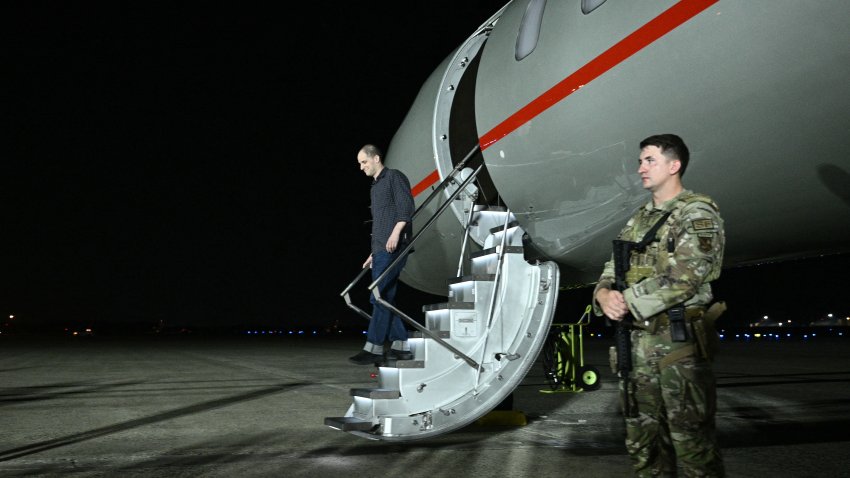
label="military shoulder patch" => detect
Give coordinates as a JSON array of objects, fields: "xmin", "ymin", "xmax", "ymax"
[{"xmin": 698, "ymin": 235, "xmax": 713, "ymax": 253}]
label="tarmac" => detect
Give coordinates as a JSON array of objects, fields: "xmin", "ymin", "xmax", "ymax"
[{"xmin": 1, "ymin": 331, "xmax": 849, "ymax": 477}]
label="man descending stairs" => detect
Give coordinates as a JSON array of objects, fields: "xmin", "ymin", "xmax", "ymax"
[{"xmin": 325, "ymin": 207, "xmax": 560, "ymax": 441}]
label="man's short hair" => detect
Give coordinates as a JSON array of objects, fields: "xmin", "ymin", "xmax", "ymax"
[
  {"xmin": 640, "ymin": 134, "xmax": 690, "ymax": 177},
  {"xmin": 360, "ymin": 144, "xmax": 383, "ymax": 161}
]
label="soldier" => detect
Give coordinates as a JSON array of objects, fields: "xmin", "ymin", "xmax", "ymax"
[{"xmin": 593, "ymin": 134, "xmax": 726, "ymax": 477}]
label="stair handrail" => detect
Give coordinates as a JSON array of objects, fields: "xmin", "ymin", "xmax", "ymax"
[
  {"xmin": 367, "ymin": 161, "xmax": 483, "ymax": 294},
  {"xmin": 456, "ymin": 201, "xmax": 477, "ymax": 277},
  {"xmin": 371, "ymin": 289, "xmax": 481, "ymax": 369},
  {"xmin": 474, "ymin": 209, "xmax": 513, "ymax": 391},
  {"xmin": 339, "ymin": 144, "xmax": 480, "ymax": 302},
  {"xmin": 409, "ymin": 144, "xmax": 482, "ymax": 224},
  {"xmin": 338, "ymin": 144, "xmax": 485, "ymax": 368},
  {"xmin": 340, "ymin": 167, "xmax": 482, "ymax": 334},
  {"xmin": 369, "ymin": 161, "xmax": 485, "ymax": 369},
  {"xmin": 340, "ymin": 267, "xmax": 373, "ymax": 322}
]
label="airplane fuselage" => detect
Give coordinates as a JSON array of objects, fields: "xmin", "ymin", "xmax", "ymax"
[{"xmin": 388, "ymin": 0, "xmax": 850, "ymax": 295}]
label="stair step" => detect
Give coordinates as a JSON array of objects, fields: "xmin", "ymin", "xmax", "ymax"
[
  {"xmin": 324, "ymin": 416, "xmax": 376, "ymax": 432},
  {"xmin": 489, "ymin": 220, "xmax": 521, "ymax": 234},
  {"xmin": 351, "ymin": 388, "xmax": 400, "ymax": 399},
  {"xmin": 449, "ymin": 274, "xmax": 496, "ymax": 284},
  {"xmin": 423, "ymin": 301, "xmax": 475, "ymax": 312},
  {"xmin": 392, "ymin": 359, "xmax": 425, "ymax": 369},
  {"xmin": 470, "ymin": 245, "xmax": 524, "ymax": 259},
  {"xmin": 474, "ymin": 204, "xmax": 507, "ymax": 213},
  {"xmin": 410, "ymin": 330, "xmax": 450, "ymax": 339}
]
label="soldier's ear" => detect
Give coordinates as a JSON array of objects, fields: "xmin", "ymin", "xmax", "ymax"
[{"xmin": 669, "ymin": 159, "xmax": 681, "ymax": 175}]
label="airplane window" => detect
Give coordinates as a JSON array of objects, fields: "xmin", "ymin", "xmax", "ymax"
[
  {"xmin": 515, "ymin": 0, "xmax": 546, "ymax": 61},
  {"xmin": 582, "ymin": 0, "xmax": 607, "ymax": 15}
]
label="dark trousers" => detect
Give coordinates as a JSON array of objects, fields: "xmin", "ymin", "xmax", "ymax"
[{"xmin": 366, "ymin": 250, "xmax": 409, "ymax": 347}]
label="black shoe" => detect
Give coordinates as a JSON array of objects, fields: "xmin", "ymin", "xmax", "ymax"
[
  {"xmin": 389, "ymin": 349, "xmax": 413, "ymax": 360},
  {"xmin": 348, "ymin": 350, "xmax": 383, "ymax": 365}
]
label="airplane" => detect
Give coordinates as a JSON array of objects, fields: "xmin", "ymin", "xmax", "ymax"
[{"xmin": 326, "ymin": 0, "xmax": 850, "ymax": 441}]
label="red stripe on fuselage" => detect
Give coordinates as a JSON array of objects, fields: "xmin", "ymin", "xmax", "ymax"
[
  {"xmin": 411, "ymin": 169, "xmax": 441, "ymax": 197},
  {"xmin": 412, "ymin": 0, "xmax": 718, "ymax": 195}
]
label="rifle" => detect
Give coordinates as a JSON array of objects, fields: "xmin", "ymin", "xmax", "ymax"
[
  {"xmin": 612, "ymin": 239, "xmax": 637, "ymax": 417},
  {"xmin": 609, "ymin": 210, "xmax": 671, "ymax": 417}
]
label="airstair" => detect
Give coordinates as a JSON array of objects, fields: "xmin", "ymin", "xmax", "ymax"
[{"xmin": 325, "ymin": 153, "xmax": 560, "ymax": 441}]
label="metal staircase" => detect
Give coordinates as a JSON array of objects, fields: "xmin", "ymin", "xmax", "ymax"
[{"xmin": 326, "ymin": 196, "xmax": 560, "ymax": 440}]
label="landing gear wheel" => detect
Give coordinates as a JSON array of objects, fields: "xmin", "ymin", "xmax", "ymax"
[{"xmin": 578, "ymin": 365, "xmax": 601, "ymax": 391}]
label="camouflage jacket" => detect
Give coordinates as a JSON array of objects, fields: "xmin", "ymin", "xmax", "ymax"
[{"xmin": 593, "ymin": 189, "xmax": 725, "ymax": 322}]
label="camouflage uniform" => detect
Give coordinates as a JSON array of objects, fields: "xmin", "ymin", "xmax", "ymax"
[{"xmin": 593, "ymin": 189, "xmax": 725, "ymax": 477}]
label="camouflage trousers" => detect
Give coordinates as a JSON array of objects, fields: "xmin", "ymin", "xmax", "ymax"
[{"xmin": 620, "ymin": 326, "xmax": 725, "ymax": 477}]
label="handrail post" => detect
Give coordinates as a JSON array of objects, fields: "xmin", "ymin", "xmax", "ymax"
[
  {"xmin": 456, "ymin": 203, "xmax": 477, "ymax": 277},
  {"xmin": 474, "ymin": 209, "xmax": 512, "ymax": 390}
]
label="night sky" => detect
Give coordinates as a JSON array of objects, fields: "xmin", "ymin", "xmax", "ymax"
[
  {"xmin": 3, "ymin": 2, "xmax": 511, "ymax": 332},
  {"xmin": 4, "ymin": 2, "xmax": 849, "ymax": 334}
]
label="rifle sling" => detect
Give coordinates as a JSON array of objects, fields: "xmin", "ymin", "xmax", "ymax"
[{"xmin": 635, "ymin": 211, "xmax": 672, "ymax": 251}]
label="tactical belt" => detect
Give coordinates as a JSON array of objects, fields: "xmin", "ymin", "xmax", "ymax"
[
  {"xmin": 653, "ymin": 307, "xmax": 705, "ymax": 369},
  {"xmin": 632, "ymin": 306, "xmax": 705, "ymax": 331},
  {"xmin": 654, "ymin": 306, "xmax": 705, "ymax": 326},
  {"xmin": 658, "ymin": 302, "xmax": 726, "ymax": 369}
]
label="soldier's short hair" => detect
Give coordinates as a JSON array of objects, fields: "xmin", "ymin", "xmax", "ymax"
[{"xmin": 640, "ymin": 134, "xmax": 690, "ymax": 177}]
